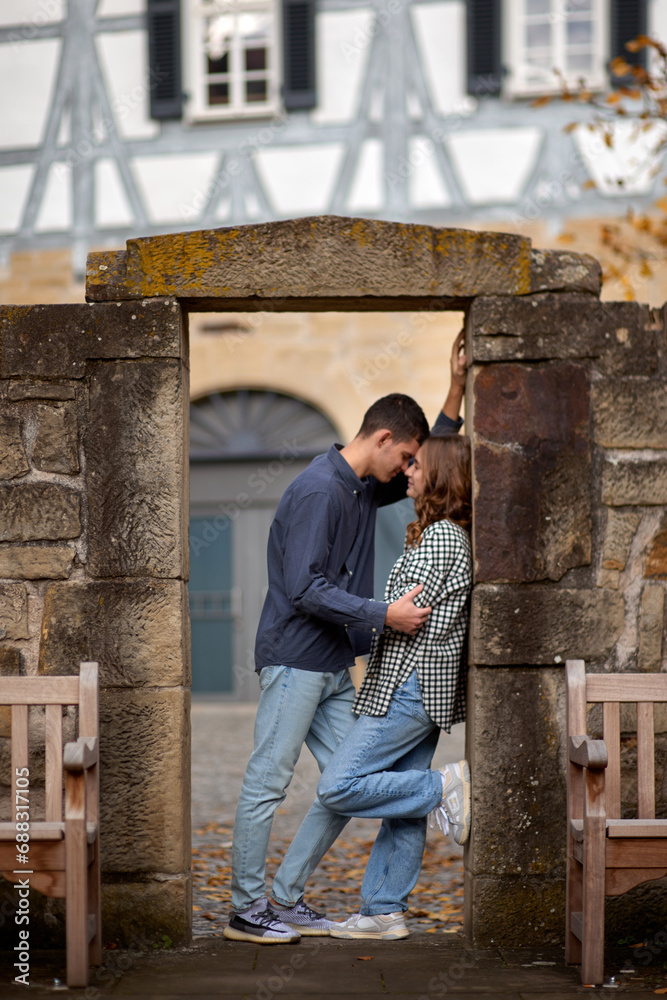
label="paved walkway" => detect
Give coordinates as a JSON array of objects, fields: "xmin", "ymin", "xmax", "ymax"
[{"xmin": 191, "ymin": 700, "xmax": 465, "ymax": 936}]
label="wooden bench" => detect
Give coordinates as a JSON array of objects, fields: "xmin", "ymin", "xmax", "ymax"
[
  {"xmin": 0, "ymin": 661, "xmax": 101, "ymax": 987},
  {"xmin": 565, "ymin": 659, "xmax": 667, "ymax": 985}
]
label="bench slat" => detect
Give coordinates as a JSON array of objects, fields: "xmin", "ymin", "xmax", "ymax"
[
  {"xmin": 603, "ymin": 703, "xmax": 621, "ymax": 819},
  {"xmin": 46, "ymin": 704, "xmax": 63, "ymax": 823},
  {"xmin": 637, "ymin": 703, "xmax": 656, "ymax": 819},
  {"xmin": 11, "ymin": 704, "xmax": 28, "ymax": 781},
  {"xmin": 0, "ymin": 822, "xmax": 97, "ymax": 843},
  {"xmin": 586, "ymin": 675, "xmax": 667, "ymax": 703},
  {"xmin": 0, "ymin": 677, "xmax": 80, "ymax": 705},
  {"xmin": 606, "ymin": 839, "xmax": 667, "ymax": 867},
  {"xmin": 606, "ymin": 819, "xmax": 667, "ymax": 837},
  {"xmin": 570, "ymin": 819, "xmax": 667, "ymax": 841}
]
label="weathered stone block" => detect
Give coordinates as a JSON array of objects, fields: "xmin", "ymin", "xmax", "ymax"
[
  {"xmin": 600, "ymin": 509, "xmax": 642, "ymax": 571},
  {"xmin": 84, "ymin": 250, "xmax": 131, "ymax": 303},
  {"xmin": 0, "ymin": 584, "xmax": 29, "ymax": 640},
  {"xmin": 0, "ymin": 546, "xmax": 75, "ymax": 579},
  {"xmin": 8, "ymin": 380, "xmax": 76, "ymax": 401},
  {"xmin": 529, "ymin": 248, "xmax": 602, "ymax": 295},
  {"xmin": 471, "ymin": 585, "xmax": 625, "ymax": 665},
  {"xmin": 0, "ymin": 647, "xmax": 21, "ymax": 737},
  {"xmin": 638, "ymin": 584, "xmax": 665, "ymax": 671},
  {"xmin": 596, "ymin": 567, "xmax": 621, "ymax": 589},
  {"xmin": 646, "ymin": 517, "xmax": 667, "ymax": 579},
  {"xmin": 0, "ymin": 416, "xmax": 28, "ymax": 480},
  {"xmin": 98, "ymin": 687, "xmax": 190, "ymax": 874},
  {"xmin": 0, "ymin": 484, "xmax": 80, "ymax": 541},
  {"xmin": 0, "ymin": 300, "xmax": 183, "ymax": 378},
  {"xmin": 467, "ymin": 667, "xmax": 565, "ymax": 878},
  {"xmin": 473, "ymin": 363, "xmax": 591, "ymax": 582},
  {"xmin": 32, "ymin": 402, "xmax": 79, "ymax": 473},
  {"xmin": 469, "ymin": 296, "xmax": 659, "ymax": 374},
  {"xmin": 88, "ymin": 217, "xmax": 535, "ymax": 303},
  {"xmin": 0, "ymin": 418, "xmax": 27, "ymax": 484},
  {"xmin": 101, "ymin": 877, "xmax": 191, "ymax": 947},
  {"xmin": 594, "ymin": 380, "xmax": 667, "ymax": 449},
  {"xmin": 86, "ymin": 359, "xmax": 187, "ymax": 579},
  {"xmin": 39, "ymin": 580, "xmax": 189, "ymax": 686},
  {"xmin": 602, "ymin": 457, "xmax": 667, "ymax": 506},
  {"xmin": 464, "ymin": 872, "xmax": 563, "ymax": 947}
]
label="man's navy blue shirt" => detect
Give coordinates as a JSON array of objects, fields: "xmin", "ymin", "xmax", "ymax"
[{"xmin": 254, "ymin": 412, "xmax": 460, "ymax": 673}]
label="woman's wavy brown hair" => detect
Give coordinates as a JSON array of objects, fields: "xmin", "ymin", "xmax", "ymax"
[{"xmin": 405, "ymin": 434, "xmax": 471, "ymax": 547}]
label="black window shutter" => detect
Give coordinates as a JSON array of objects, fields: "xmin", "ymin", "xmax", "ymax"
[
  {"xmin": 282, "ymin": 0, "xmax": 316, "ymax": 110},
  {"xmin": 610, "ymin": 0, "xmax": 647, "ymax": 87},
  {"xmin": 467, "ymin": 0, "xmax": 502, "ymax": 96},
  {"xmin": 147, "ymin": 0, "xmax": 183, "ymax": 119}
]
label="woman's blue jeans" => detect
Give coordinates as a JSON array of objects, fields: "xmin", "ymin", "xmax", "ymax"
[
  {"xmin": 316, "ymin": 670, "xmax": 443, "ymax": 915},
  {"xmin": 231, "ymin": 664, "xmax": 356, "ymax": 912}
]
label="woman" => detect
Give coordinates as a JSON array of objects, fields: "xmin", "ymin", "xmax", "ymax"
[{"xmin": 316, "ymin": 433, "xmax": 473, "ymax": 940}]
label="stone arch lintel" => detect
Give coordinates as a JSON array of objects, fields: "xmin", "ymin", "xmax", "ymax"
[{"xmin": 85, "ymin": 216, "xmax": 602, "ymax": 306}]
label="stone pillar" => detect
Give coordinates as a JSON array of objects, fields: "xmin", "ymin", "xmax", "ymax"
[
  {"xmin": 465, "ymin": 293, "xmax": 667, "ymax": 946},
  {"xmin": 0, "ymin": 300, "xmax": 191, "ymax": 946}
]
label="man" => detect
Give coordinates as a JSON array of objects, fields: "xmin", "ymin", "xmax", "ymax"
[{"xmin": 224, "ymin": 334, "xmax": 466, "ymax": 944}]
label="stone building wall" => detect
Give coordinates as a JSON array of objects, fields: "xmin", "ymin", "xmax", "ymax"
[
  {"xmin": 466, "ymin": 293, "xmax": 667, "ymax": 945},
  {"xmin": 0, "ymin": 299, "xmax": 191, "ymax": 946}
]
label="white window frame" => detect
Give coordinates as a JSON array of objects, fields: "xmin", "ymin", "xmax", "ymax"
[
  {"xmin": 184, "ymin": 0, "xmax": 280, "ymax": 122},
  {"xmin": 504, "ymin": 0, "xmax": 608, "ymax": 99}
]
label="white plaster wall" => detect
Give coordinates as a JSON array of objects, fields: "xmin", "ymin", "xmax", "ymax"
[
  {"xmin": 254, "ymin": 144, "xmax": 346, "ymax": 214},
  {"xmin": 446, "ymin": 128, "xmax": 544, "ymax": 204},
  {"xmin": 0, "ymin": 0, "xmax": 63, "ymax": 27},
  {"xmin": 95, "ymin": 30, "xmax": 160, "ymax": 141},
  {"xmin": 0, "ymin": 38, "xmax": 60, "ymax": 149},
  {"xmin": 131, "ymin": 153, "xmax": 220, "ymax": 224},
  {"xmin": 95, "ymin": 159, "xmax": 135, "ymax": 228},
  {"xmin": 0, "ymin": 166, "xmax": 34, "ymax": 232},
  {"xmin": 409, "ymin": 136, "xmax": 451, "ymax": 208},
  {"xmin": 310, "ymin": 8, "xmax": 375, "ymax": 125},
  {"xmin": 347, "ymin": 139, "xmax": 384, "ymax": 212},
  {"xmin": 97, "ymin": 0, "xmax": 144, "ymax": 15},
  {"xmin": 410, "ymin": 1, "xmax": 471, "ymax": 115},
  {"xmin": 574, "ymin": 121, "xmax": 667, "ymax": 196},
  {"xmin": 649, "ymin": 0, "xmax": 667, "ymax": 66},
  {"xmin": 35, "ymin": 164, "xmax": 71, "ymax": 231}
]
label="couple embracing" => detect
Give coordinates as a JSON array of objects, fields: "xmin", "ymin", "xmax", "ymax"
[{"xmin": 224, "ymin": 334, "xmax": 472, "ymax": 944}]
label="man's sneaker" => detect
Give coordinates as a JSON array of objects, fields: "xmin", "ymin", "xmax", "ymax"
[
  {"xmin": 223, "ymin": 898, "xmax": 300, "ymax": 944},
  {"xmin": 271, "ymin": 899, "xmax": 333, "ymax": 936},
  {"xmin": 330, "ymin": 912, "xmax": 409, "ymax": 940},
  {"xmin": 428, "ymin": 759, "xmax": 471, "ymax": 846}
]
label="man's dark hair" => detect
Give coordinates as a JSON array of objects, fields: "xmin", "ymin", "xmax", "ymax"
[{"xmin": 357, "ymin": 393, "xmax": 429, "ymax": 444}]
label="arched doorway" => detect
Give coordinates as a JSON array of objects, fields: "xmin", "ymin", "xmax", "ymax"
[{"xmin": 189, "ymin": 388, "xmax": 339, "ymax": 698}]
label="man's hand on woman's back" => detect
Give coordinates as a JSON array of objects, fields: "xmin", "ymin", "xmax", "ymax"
[{"xmin": 385, "ymin": 585, "xmax": 431, "ymax": 635}]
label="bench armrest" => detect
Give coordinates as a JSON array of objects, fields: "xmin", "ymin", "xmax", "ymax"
[
  {"xmin": 64, "ymin": 736, "xmax": 98, "ymax": 773},
  {"xmin": 568, "ymin": 735, "xmax": 607, "ymax": 770}
]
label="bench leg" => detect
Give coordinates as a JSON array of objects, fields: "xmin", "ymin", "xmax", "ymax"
[
  {"xmin": 581, "ymin": 770, "xmax": 605, "ymax": 986},
  {"xmin": 89, "ymin": 837, "xmax": 102, "ymax": 966},
  {"xmin": 66, "ymin": 773, "xmax": 89, "ymax": 988},
  {"xmin": 565, "ymin": 846, "xmax": 582, "ymax": 965}
]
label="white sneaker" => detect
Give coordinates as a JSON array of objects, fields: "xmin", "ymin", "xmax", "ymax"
[
  {"xmin": 428, "ymin": 759, "xmax": 471, "ymax": 845},
  {"xmin": 329, "ymin": 912, "xmax": 409, "ymax": 940}
]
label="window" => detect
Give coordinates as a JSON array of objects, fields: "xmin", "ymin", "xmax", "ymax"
[
  {"xmin": 504, "ymin": 0, "xmax": 607, "ymax": 97},
  {"xmin": 186, "ymin": 0, "xmax": 279, "ymax": 120}
]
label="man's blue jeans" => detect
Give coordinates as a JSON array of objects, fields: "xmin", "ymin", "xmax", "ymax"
[
  {"xmin": 231, "ymin": 664, "xmax": 355, "ymax": 912},
  {"xmin": 316, "ymin": 670, "xmax": 442, "ymax": 915}
]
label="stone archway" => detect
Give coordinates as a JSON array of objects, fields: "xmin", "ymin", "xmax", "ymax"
[{"xmin": 1, "ymin": 215, "xmax": 664, "ymax": 948}]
